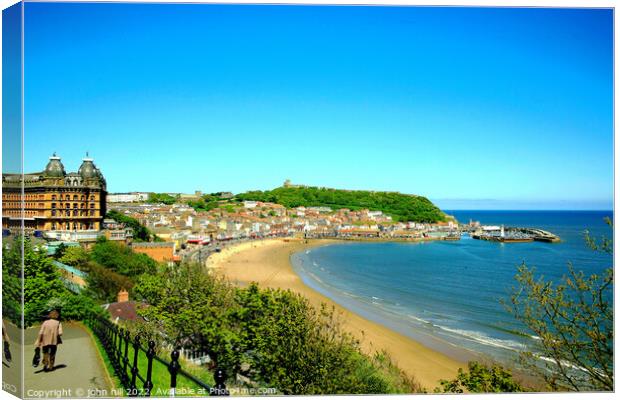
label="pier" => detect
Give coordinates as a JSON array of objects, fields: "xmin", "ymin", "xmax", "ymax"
[{"xmin": 471, "ymin": 226, "xmax": 560, "ymax": 243}]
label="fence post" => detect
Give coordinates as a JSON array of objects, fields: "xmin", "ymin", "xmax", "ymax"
[
  {"xmin": 111, "ymin": 325, "xmax": 119, "ymax": 372},
  {"xmin": 117, "ymin": 327, "xmax": 124, "ymax": 366},
  {"xmin": 144, "ymin": 340, "xmax": 156, "ymax": 397},
  {"xmin": 123, "ymin": 330, "xmax": 131, "ymax": 385},
  {"xmin": 168, "ymin": 349, "xmax": 180, "ymax": 397},
  {"xmin": 212, "ymin": 368, "xmax": 229, "ymax": 396},
  {"xmin": 128, "ymin": 334, "xmax": 140, "ymax": 397}
]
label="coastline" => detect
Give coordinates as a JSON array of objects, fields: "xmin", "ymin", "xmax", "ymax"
[{"xmin": 207, "ymin": 238, "xmax": 466, "ymax": 391}]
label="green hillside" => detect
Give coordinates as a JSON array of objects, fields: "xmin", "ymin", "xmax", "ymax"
[{"xmin": 235, "ymin": 186, "xmax": 446, "ymax": 223}]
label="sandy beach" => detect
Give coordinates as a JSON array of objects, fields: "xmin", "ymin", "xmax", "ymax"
[{"xmin": 207, "ymin": 238, "xmax": 466, "ymax": 391}]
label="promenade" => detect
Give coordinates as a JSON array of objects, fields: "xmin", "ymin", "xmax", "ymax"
[{"xmin": 4, "ymin": 322, "xmax": 113, "ymax": 398}]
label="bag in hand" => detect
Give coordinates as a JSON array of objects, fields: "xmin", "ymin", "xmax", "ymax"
[
  {"xmin": 3, "ymin": 341, "xmax": 11, "ymax": 362},
  {"xmin": 32, "ymin": 347, "xmax": 41, "ymax": 368}
]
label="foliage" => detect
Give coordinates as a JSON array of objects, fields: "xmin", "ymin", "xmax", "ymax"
[
  {"xmin": 83, "ymin": 261, "xmax": 135, "ymax": 303},
  {"xmin": 54, "ymin": 242, "xmax": 68, "ymax": 259},
  {"xmin": 507, "ymin": 219, "xmax": 613, "ymax": 391},
  {"xmin": 232, "ymin": 284, "xmax": 410, "ymax": 394},
  {"xmin": 90, "ymin": 237, "xmax": 158, "ymax": 277},
  {"xmin": 134, "ymin": 265, "xmax": 421, "ymax": 394},
  {"xmin": 57, "ymin": 245, "xmax": 89, "ymax": 266},
  {"xmin": 2, "ymin": 238, "xmax": 23, "ymax": 324},
  {"xmin": 435, "ymin": 361, "xmax": 524, "ymax": 393},
  {"xmin": 51, "ymin": 236, "xmax": 158, "ymax": 303},
  {"xmin": 46, "ymin": 292, "xmax": 110, "ymax": 322},
  {"xmin": 186, "ymin": 198, "xmax": 220, "ymax": 212},
  {"xmin": 2, "ymin": 237, "xmax": 108, "ymax": 327},
  {"xmin": 235, "ymin": 186, "xmax": 445, "ymax": 223},
  {"xmin": 106, "ymin": 209, "xmax": 159, "ymax": 242},
  {"xmin": 147, "ymin": 192, "xmax": 178, "ymax": 205},
  {"xmin": 23, "ymin": 239, "xmax": 67, "ymax": 326}
]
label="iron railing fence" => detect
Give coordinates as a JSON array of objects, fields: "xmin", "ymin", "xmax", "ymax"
[{"xmin": 88, "ymin": 316, "xmax": 228, "ymax": 396}]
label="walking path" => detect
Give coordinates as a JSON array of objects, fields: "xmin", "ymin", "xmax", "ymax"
[{"xmin": 21, "ymin": 322, "xmax": 112, "ymax": 398}]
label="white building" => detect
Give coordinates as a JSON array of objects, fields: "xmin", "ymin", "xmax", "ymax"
[
  {"xmin": 243, "ymin": 201, "xmax": 258, "ymax": 209},
  {"xmin": 367, "ymin": 210, "xmax": 383, "ymax": 219},
  {"xmin": 107, "ymin": 192, "xmax": 149, "ymax": 203}
]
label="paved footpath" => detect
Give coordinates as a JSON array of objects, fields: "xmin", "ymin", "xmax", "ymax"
[{"xmin": 21, "ymin": 322, "xmax": 113, "ymax": 398}]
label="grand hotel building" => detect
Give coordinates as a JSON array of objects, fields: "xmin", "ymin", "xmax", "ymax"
[{"xmin": 2, "ymin": 154, "xmax": 107, "ymax": 236}]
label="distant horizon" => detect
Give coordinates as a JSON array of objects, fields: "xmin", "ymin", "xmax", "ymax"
[{"xmin": 3, "ymin": 3, "xmax": 613, "ymax": 210}]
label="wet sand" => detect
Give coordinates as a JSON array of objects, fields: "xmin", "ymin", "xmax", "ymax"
[{"xmin": 207, "ymin": 238, "xmax": 466, "ymax": 391}]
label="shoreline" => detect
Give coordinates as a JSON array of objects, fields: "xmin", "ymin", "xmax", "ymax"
[{"xmin": 207, "ymin": 238, "xmax": 467, "ymax": 391}]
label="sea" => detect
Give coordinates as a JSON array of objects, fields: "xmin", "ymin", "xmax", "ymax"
[{"xmin": 291, "ymin": 210, "xmax": 613, "ymax": 368}]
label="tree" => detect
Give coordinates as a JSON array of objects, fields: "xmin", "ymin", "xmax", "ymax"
[
  {"xmin": 54, "ymin": 242, "xmax": 68, "ymax": 259},
  {"xmin": 83, "ymin": 261, "xmax": 135, "ymax": 303},
  {"xmin": 435, "ymin": 361, "xmax": 524, "ymax": 393},
  {"xmin": 507, "ymin": 219, "xmax": 613, "ymax": 391},
  {"xmin": 90, "ymin": 237, "xmax": 158, "ymax": 277},
  {"xmin": 23, "ymin": 239, "xmax": 67, "ymax": 326},
  {"xmin": 106, "ymin": 209, "xmax": 155, "ymax": 242},
  {"xmin": 58, "ymin": 246, "xmax": 89, "ymax": 267},
  {"xmin": 147, "ymin": 192, "xmax": 177, "ymax": 205},
  {"xmin": 234, "ymin": 186, "xmax": 446, "ymax": 223},
  {"xmin": 133, "ymin": 264, "xmax": 420, "ymax": 394},
  {"xmin": 2, "ymin": 238, "xmax": 23, "ymax": 325}
]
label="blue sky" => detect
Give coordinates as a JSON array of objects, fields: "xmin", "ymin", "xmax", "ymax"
[{"xmin": 13, "ymin": 3, "xmax": 614, "ymax": 209}]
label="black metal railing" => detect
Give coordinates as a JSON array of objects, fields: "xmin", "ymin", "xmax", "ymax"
[{"xmin": 88, "ymin": 316, "xmax": 228, "ymax": 396}]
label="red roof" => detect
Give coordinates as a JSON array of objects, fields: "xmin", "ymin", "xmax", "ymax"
[{"xmin": 105, "ymin": 301, "xmax": 148, "ymax": 322}]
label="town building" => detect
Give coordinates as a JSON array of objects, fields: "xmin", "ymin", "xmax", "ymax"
[
  {"xmin": 103, "ymin": 289, "xmax": 148, "ymax": 324},
  {"xmin": 131, "ymin": 241, "xmax": 176, "ymax": 264},
  {"xmin": 2, "ymin": 153, "xmax": 107, "ymax": 237},
  {"xmin": 107, "ymin": 192, "xmax": 149, "ymax": 203}
]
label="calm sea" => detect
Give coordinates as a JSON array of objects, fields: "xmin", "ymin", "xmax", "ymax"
[{"xmin": 291, "ymin": 210, "xmax": 613, "ymax": 366}]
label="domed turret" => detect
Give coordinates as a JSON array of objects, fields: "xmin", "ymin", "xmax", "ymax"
[
  {"xmin": 44, "ymin": 153, "xmax": 66, "ymax": 178},
  {"xmin": 78, "ymin": 155, "xmax": 97, "ymax": 179}
]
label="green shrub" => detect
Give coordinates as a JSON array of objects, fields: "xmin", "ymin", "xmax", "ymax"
[
  {"xmin": 83, "ymin": 261, "xmax": 135, "ymax": 303},
  {"xmin": 90, "ymin": 237, "xmax": 157, "ymax": 277},
  {"xmin": 3, "ymin": 237, "xmax": 109, "ymax": 327},
  {"xmin": 435, "ymin": 361, "xmax": 525, "ymax": 393},
  {"xmin": 106, "ymin": 210, "xmax": 158, "ymax": 242},
  {"xmin": 134, "ymin": 264, "xmax": 421, "ymax": 394}
]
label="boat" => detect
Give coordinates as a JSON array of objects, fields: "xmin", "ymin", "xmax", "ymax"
[{"xmin": 443, "ymin": 234, "xmax": 461, "ymax": 241}]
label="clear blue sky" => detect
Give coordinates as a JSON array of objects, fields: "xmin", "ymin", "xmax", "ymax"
[{"xmin": 15, "ymin": 3, "xmax": 614, "ymax": 209}]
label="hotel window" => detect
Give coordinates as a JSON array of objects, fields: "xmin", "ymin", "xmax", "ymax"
[
  {"xmin": 51, "ymin": 223, "xmax": 56, "ymax": 230},
  {"xmin": 89, "ymin": 210, "xmax": 94, "ymax": 216},
  {"xmin": 51, "ymin": 203, "xmax": 56, "ymax": 208},
  {"xmin": 66, "ymin": 222, "xmax": 70, "ymax": 230},
  {"xmin": 81, "ymin": 195, "xmax": 85, "ymax": 200},
  {"xmin": 73, "ymin": 210, "xmax": 78, "ymax": 216},
  {"xmin": 73, "ymin": 195, "xmax": 78, "ymax": 200},
  {"xmin": 90, "ymin": 195, "xmax": 95, "ymax": 200},
  {"xmin": 51, "ymin": 210, "xmax": 56, "ymax": 216},
  {"xmin": 90, "ymin": 203, "xmax": 95, "ymax": 208},
  {"xmin": 66, "ymin": 210, "xmax": 70, "ymax": 217},
  {"xmin": 66, "ymin": 195, "xmax": 70, "ymax": 200},
  {"xmin": 65, "ymin": 203, "xmax": 70, "ymax": 209},
  {"xmin": 73, "ymin": 203, "xmax": 78, "ymax": 209}
]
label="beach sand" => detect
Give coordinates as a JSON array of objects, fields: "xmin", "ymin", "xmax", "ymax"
[{"xmin": 207, "ymin": 238, "xmax": 466, "ymax": 391}]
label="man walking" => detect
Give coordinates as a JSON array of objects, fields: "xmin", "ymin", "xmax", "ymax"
[{"xmin": 35, "ymin": 310, "xmax": 63, "ymax": 372}]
